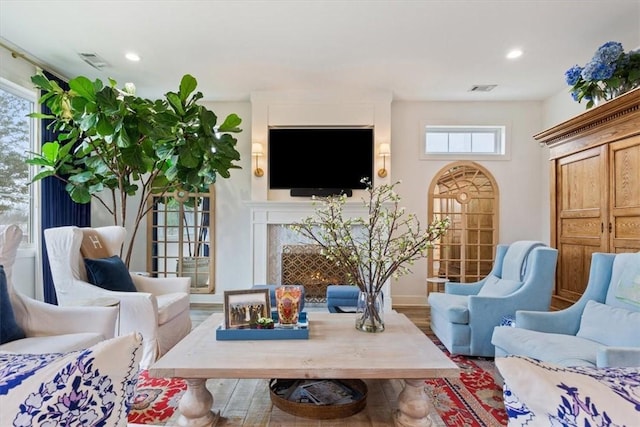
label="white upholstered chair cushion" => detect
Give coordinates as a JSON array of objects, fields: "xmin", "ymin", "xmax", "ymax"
[{"xmin": 0, "ymin": 225, "xmax": 118, "ymax": 354}]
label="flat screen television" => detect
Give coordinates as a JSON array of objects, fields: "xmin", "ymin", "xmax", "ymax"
[{"xmin": 268, "ymin": 127, "xmax": 374, "ymax": 196}]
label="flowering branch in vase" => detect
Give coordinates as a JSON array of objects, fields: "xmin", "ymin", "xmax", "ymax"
[{"xmin": 289, "ymin": 179, "xmax": 450, "ymax": 296}]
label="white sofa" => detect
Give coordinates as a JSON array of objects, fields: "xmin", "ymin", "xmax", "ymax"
[{"xmin": 0, "ymin": 224, "xmax": 118, "ymax": 354}]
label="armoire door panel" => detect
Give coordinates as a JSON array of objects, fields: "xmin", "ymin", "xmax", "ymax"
[
  {"xmin": 611, "ymin": 136, "xmax": 640, "ymax": 208},
  {"xmin": 557, "ymin": 243, "xmax": 595, "ymax": 300},
  {"xmin": 559, "ymin": 208, "xmax": 603, "ymax": 219},
  {"xmin": 556, "ymin": 145, "xmax": 608, "ymax": 303},
  {"xmin": 556, "ymin": 145, "xmax": 608, "ymax": 248},
  {"xmin": 614, "ymin": 216, "xmax": 640, "ymax": 238},
  {"xmin": 614, "ymin": 246, "xmax": 640, "ymax": 253},
  {"xmin": 610, "ymin": 136, "xmax": 640, "ymax": 253},
  {"xmin": 560, "ymin": 217, "xmax": 602, "ymax": 238},
  {"xmin": 558, "ymin": 149, "xmax": 604, "ymax": 211}
]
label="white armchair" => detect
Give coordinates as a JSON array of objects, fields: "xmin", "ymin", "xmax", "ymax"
[
  {"xmin": 44, "ymin": 225, "xmax": 192, "ymax": 368},
  {"xmin": 0, "ymin": 224, "xmax": 118, "ymax": 353}
]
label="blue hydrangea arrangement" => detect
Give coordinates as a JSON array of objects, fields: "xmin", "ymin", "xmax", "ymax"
[{"xmin": 565, "ymin": 41, "xmax": 640, "ymax": 109}]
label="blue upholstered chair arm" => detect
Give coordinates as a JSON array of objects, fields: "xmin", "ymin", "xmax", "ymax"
[
  {"xmin": 446, "ymin": 281, "xmax": 483, "ymax": 295},
  {"xmin": 515, "ymin": 309, "xmax": 581, "ymax": 334},
  {"xmin": 517, "ymin": 252, "xmax": 617, "ymax": 335},
  {"xmin": 597, "ymin": 347, "xmax": 640, "ymax": 368},
  {"xmin": 468, "ymin": 295, "xmax": 516, "ymax": 355},
  {"xmin": 468, "ymin": 292, "xmax": 548, "ymax": 355}
]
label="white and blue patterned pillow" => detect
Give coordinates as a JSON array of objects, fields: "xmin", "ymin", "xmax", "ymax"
[
  {"xmin": 496, "ymin": 355, "xmax": 640, "ymax": 427},
  {"xmin": 0, "ymin": 332, "xmax": 142, "ymax": 427}
]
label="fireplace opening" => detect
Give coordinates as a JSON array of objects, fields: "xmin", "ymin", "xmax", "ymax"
[{"xmin": 281, "ymin": 245, "xmax": 352, "ymax": 303}]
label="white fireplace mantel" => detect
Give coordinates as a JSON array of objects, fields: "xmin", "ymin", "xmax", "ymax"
[{"xmin": 246, "ymin": 200, "xmax": 392, "ymax": 308}]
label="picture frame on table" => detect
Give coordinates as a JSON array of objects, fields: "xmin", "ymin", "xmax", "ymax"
[{"xmin": 224, "ymin": 289, "xmax": 271, "ymax": 329}]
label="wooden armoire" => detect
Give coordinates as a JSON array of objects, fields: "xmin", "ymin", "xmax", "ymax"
[{"xmin": 534, "ymin": 88, "xmax": 640, "ymax": 310}]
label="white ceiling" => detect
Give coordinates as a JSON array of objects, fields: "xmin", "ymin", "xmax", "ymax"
[{"xmin": 1, "ymin": 0, "xmax": 639, "ymax": 102}]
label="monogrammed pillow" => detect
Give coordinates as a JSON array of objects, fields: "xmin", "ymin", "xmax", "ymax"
[{"xmin": 80, "ymin": 229, "xmax": 111, "ymax": 259}]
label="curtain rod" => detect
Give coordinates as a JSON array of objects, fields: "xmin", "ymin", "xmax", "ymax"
[{"xmin": 0, "ymin": 40, "xmax": 67, "ymax": 82}]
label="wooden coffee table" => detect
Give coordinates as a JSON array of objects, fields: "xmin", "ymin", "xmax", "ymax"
[{"xmin": 149, "ymin": 311, "xmax": 459, "ymax": 426}]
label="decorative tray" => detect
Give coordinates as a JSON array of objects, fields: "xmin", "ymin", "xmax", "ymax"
[{"xmin": 215, "ymin": 312, "xmax": 309, "ymax": 341}]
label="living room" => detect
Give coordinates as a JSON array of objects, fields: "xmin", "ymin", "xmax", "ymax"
[
  {"xmin": 2, "ymin": 1, "xmax": 637, "ymax": 307},
  {"xmin": 1, "ymin": 2, "xmax": 639, "ymax": 425}
]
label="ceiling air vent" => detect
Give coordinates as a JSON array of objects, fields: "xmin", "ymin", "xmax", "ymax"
[
  {"xmin": 469, "ymin": 84, "xmax": 497, "ymax": 92},
  {"xmin": 78, "ymin": 52, "xmax": 109, "ymax": 69}
]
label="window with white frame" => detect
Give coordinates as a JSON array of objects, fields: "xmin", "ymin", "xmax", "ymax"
[
  {"xmin": 0, "ymin": 78, "xmax": 36, "ymax": 243},
  {"xmin": 423, "ymin": 125, "xmax": 506, "ymax": 159}
]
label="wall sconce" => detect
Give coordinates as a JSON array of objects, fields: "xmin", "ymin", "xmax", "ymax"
[
  {"xmin": 377, "ymin": 143, "xmax": 391, "ymax": 177},
  {"xmin": 252, "ymin": 143, "xmax": 264, "ymax": 177}
]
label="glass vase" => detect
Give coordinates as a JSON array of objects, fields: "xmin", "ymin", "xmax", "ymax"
[
  {"xmin": 594, "ymin": 82, "xmax": 640, "ymax": 106},
  {"xmin": 355, "ymin": 290, "xmax": 384, "ymax": 333}
]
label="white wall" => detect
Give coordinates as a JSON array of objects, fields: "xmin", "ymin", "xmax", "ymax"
[
  {"xmin": 543, "ymin": 88, "xmax": 588, "ymax": 128},
  {"xmin": 389, "ymin": 101, "xmax": 549, "ymax": 304}
]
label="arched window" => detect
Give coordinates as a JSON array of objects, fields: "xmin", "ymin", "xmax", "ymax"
[{"xmin": 428, "ymin": 161, "xmax": 499, "ymax": 283}]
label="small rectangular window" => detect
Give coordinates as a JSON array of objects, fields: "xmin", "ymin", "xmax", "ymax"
[{"xmin": 423, "ymin": 125, "xmax": 507, "ymax": 159}]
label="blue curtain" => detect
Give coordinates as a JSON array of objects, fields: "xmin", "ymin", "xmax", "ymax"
[{"xmin": 40, "ymin": 71, "xmax": 91, "ymax": 304}]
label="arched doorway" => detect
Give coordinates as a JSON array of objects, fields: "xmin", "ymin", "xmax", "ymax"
[{"xmin": 428, "ymin": 161, "xmax": 499, "ymax": 283}]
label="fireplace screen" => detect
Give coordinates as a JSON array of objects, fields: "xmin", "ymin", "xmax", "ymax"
[{"xmin": 281, "ymin": 245, "xmax": 352, "ymax": 303}]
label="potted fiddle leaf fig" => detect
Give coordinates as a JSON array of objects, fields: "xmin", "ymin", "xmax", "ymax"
[{"xmin": 27, "ymin": 73, "xmax": 242, "ymax": 267}]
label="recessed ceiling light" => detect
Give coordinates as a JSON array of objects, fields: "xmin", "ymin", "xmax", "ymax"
[
  {"xmin": 506, "ymin": 49, "xmax": 523, "ymax": 59},
  {"xmin": 125, "ymin": 52, "xmax": 141, "ymax": 62}
]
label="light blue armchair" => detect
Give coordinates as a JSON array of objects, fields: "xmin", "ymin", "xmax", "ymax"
[
  {"xmin": 428, "ymin": 241, "xmax": 558, "ymax": 357},
  {"xmin": 492, "ymin": 251, "xmax": 640, "ymax": 367}
]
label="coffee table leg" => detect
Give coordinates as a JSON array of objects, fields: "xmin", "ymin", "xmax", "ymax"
[
  {"xmin": 395, "ymin": 378, "xmax": 434, "ymax": 427},
  {"xmin": 177, "ymin": 378, "xmax": 219, "ymax": 427}
]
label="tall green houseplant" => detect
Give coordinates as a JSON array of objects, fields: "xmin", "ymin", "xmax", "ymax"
[{"xmin": 28, "ymin": 73, "xmax": 242, "ymax": 266}]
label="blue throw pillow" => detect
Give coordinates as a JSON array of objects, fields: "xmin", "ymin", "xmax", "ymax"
[
  {"xmin": 84, "ymin": 256, "xmax": 137, "ymax": 292},
  {"xmin": 0, "ymin": 265, "xmax": 26, "ymax": 345}
]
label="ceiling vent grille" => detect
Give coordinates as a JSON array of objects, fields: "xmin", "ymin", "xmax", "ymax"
[
  {"xmin": 78, "ymin": 52, "xmax": 109, "ymax": 69},
  {"xmin": 469, "ymin": 84, "xmax": 497, "ymax": 92}
]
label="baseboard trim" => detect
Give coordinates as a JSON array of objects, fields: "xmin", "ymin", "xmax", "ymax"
[
  {"xmin": 392, "ymin": 295, "xmax": 428, "ymax": 306},
  {"xmin": 190, "ymin": 302, "xmax": 223, "ymax": 309}
]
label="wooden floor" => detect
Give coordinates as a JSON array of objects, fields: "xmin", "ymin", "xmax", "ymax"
[{"xmin": 162, "ymin": 304, "xmax": 497, "ymax": 427}]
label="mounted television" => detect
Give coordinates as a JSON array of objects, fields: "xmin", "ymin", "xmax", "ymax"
[{"xmin": 268, "ymin": 127, "xmax": 374, "ymax": 197}]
